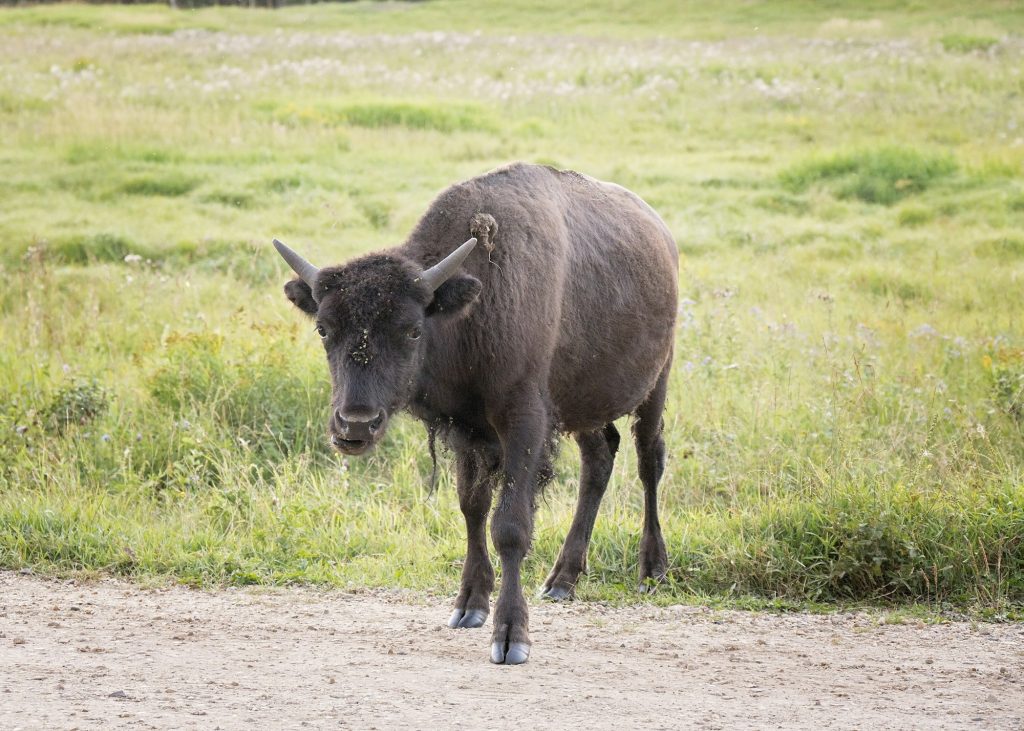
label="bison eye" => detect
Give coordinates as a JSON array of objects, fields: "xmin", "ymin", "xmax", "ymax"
[
  {"xmin": 408, "ymin": 325, "xmax": 422, "ymax": 340},
  {"xmin": 316, "ymin": 325, "xmax": 327, "ymax": 339}
]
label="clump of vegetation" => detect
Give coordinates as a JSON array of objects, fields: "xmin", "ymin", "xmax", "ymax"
[
  {"xmin": 43, "ymin": 380, "xmax": 109, "ymax": 433},
  {"xmin": 940, "ymin": 34, "xmax": 999, "ymax": 53},
  {"xmin": 336, "ymin": 101, "xmax": 495, "ymax": 133},
  {"xmin": 985, "ymin": 348, "xmax": 1024, "ymax": 424},
  {"xmin": 200, "ymin": 190, "xmax": 254, "ymax": 209},
  {"xmin": 119, "ymin": 173, "xmax": 199, "ymax": 197},
  {"xmin": 852, "ymin": 267, "xmax": 931, "ymax": 302},
  {"xmin": 268, "ymin": 100, "xmax": 496, "ymax": 133},
  {"xmin": 65, "ymin": 143, "xmax": 184, "ymax": 165},
  {"xmin": 147, "ymin": 331, "xmax": 330, "ymax": 459},
  {"xmin": 781, "ymin": 148, "xmax": 957, "ymax": 205},
  {"xmin": 356, "ymin": 198, "xmax": 392, "ymax": 230},
  {"xmin": 652, "ymin": 483, "xmax": 1024, "ymax": 603},
  {"xmin": 45, "ymin": 233, "xmax": 149, "ymax": 265},
  {"xmin": 974, "ymin": 236, "xmax": 1024, "ymax": 259},
  {"xmin": 260, "ymin": 175, "xmax": 303, "ymax": 194},
  {"xmin": 896, "ymin": 205, "xmax": 933, "ymax": 227}
]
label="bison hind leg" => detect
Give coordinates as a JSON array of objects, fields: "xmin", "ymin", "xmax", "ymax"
[
  {"xmin": 448, "ymin": 446, "xmax": 497, "ymax": 629},
  {"xmin": 540, "ymin": 423, "xmax": 620, "ymax": 601},
  {"xmin": 633, "ymin": 357, "xmax": 671, "ymax": 593}
]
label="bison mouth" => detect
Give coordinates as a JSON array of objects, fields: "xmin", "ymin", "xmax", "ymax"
[
  {"xmin": 330, "ymin": 434, "xmax": 376, "ymax": 456},
  {"xmin": 329, "ymin": 408, "xmax": 389, "ymax": 456}
]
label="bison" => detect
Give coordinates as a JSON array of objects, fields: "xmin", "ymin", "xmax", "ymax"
[{"xmin": 274, "ymin": 162, "xmax": 677, "ymax": 664}]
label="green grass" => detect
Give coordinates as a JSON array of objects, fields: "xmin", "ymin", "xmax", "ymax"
[
  {"xmin": 119, "ymin": 173, "xmax": 200, "ymax": 197},
  {"xmin": 780, "ymin": 148, "xmax": 957, "ymax": 206},
  {"xmin": 940, "ymin": 33, "xmax": 1000, "ymax": 53},
  {"xmin": 1, "ymin": 1, "xmax": 1023, "ymax": 617},
  {"xmin": 264, "ymin": 99, "xmax": 497, "ymax": 133}
]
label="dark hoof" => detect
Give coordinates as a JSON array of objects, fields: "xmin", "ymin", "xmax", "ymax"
[
  {"xmin": 490, "ymin": 641, "xmax": 530, "ymax": 665},
  {"xmin": 540, "ymin": 585, "xmax": 572, "ymax": 602},
  {"xmin": 448, "ymin": 608, "xmax": 488, "ymax": 629}
]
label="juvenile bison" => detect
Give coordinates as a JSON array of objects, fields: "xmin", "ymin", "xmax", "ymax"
[{"xmin": 275, "ymin": 163, "xmax": 677, "ymax": 664}]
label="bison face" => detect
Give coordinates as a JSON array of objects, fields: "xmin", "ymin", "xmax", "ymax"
[{"xmin": 275, "ymin": 239, "xmax": 480, "ymax": 456}]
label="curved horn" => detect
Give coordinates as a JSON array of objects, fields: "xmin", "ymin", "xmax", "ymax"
[
  {"xmin": 273, "ymin": 238, "xmax": 320, "ymax": 287},
  {"xmin": 420, "ymin": 237, "xmax": 477, "ymax": 291}
]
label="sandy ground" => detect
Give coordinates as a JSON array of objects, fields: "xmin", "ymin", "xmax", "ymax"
[{"xmin": 1, "ymin": 572, "xmax": 1022, "ymax": 730}]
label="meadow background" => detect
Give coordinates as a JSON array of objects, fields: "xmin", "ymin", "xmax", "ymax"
[{"xmin": 1, "ymin": 0, "xmax": 1022, "ymax": 615}]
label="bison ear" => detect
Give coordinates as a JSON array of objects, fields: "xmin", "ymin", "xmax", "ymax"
[
  {"xmin": 284, "ymin": 277, "xmax": 318, "ymax": 317},
  {"xmin": 426, "ymin": 274, "xmax": 481, "ymax": 319}
]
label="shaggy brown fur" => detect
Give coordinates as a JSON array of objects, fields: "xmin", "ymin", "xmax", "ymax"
[{"xmin": 280, "ymin": 162, "xmax": 678, "ymax": 665}]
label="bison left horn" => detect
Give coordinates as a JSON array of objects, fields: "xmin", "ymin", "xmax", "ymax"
[
  {"xmin": 421, "ymin": 237, "xmax": 477, "ymax": 291},
  {"xmin": 273, "ymin": 238, "xmax": 320, "ymax": 287}
]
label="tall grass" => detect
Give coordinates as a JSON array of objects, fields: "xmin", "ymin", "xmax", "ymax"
[{"xmin": 0, "ymin": 1, "xmax": 1022, "ymax": 615}]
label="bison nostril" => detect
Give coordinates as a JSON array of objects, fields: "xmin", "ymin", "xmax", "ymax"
[{"xmin": 334, "ymin": 408, "xmax": 384, "ymax": 439}]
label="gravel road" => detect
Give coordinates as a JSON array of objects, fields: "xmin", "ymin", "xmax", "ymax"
[{"xmin": 1, "ymin": 572, "xmax": 1022, "ymax": 730}]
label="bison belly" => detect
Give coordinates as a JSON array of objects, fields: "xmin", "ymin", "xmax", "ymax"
[{"xmin": 548, "ymin": 183, "xmax": 678, "ymax": 432}]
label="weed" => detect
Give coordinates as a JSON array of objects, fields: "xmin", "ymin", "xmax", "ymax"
[
  {"xmin": 43, "ymin": 380, "xmax": 109, "ymax": 434},
  {"xmin": 984, "ymin": 349, "xmax": 1024, "ymax": 424}
]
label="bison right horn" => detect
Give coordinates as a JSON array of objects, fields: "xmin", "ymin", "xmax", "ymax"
[
  {"xmin": 420, "ymin": 237, "xmax": 477, "ymax": 291},
  {"xmin": 273, "ymin": 238, "xmax": 321, "ymax": 287}
]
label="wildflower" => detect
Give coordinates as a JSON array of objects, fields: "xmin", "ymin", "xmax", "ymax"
[{"xmin": 910, "ymin": 324, "xmax": 940, "ymax": 339}]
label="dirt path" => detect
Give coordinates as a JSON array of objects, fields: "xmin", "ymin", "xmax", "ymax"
[{"xmin": 1, "ymin": 572, "xmax": 1022, "ymax": 730}]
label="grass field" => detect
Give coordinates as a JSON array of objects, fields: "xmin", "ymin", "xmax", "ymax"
[{"xmin": 1, "ymin": 0, "xmax": 1022, "ymax": 616}]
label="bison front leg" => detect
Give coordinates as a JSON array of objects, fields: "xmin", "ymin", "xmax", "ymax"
[
  {"xmin": 448, "ymin": 450, "xmax": 495, "ymax": 630},
  {"xmin": 488, "ymin": 392, "xmax": 547, "ymax": 665}
]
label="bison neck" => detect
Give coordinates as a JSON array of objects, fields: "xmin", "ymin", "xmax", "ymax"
[{"xmin": 406, "ymin": 327, "xmax": 499, "ymax": 444}]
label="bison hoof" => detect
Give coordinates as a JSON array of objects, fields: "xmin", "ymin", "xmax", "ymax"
[
  {"xmin": 448, "ymin": 608, "xmax": 488, "ymax": 629},
  {"xmin": 490, "ymin": 641, "xmax": 530, "ymax": 665},
  {"xmin": 636, "ymin": 575, "xmax": 666, "ymax": 595},
  {"xmin": 539, "ymin": 585, "xmax": 572, "ymax": 602}
]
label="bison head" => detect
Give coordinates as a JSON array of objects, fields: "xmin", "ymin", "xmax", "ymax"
[{"xmin": 274, "ymin": 237, "xmax": 480, "ymax": 455}]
